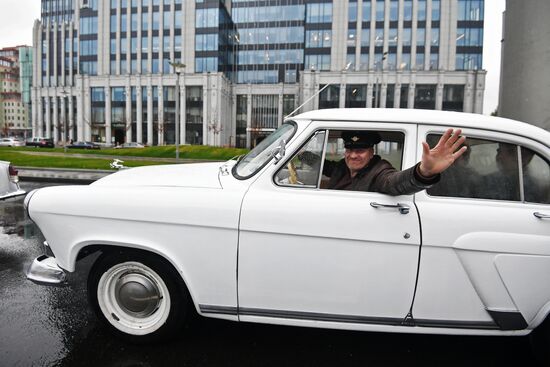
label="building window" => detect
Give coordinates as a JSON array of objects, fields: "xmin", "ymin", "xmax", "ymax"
[
  {"xmin": 414, "ymin": 84, "xmax": 436, "ymax": 109},
  {"xmin": 375, "ymin": 0, "xmax": 384, "ymax": 21},
  {"xmin": 359, "ymin": 54, "xmax": 369, "ymax": 70},
  {"xmin": 345, "ymin": 85, "xmax": 366, "ymax": 108},
  {"xmin": 362, "ymin": 0, "xmax": 371, "ymax": 21},
  {"xmin": 458, "ymin": 0, "xmax": 484, "ymax": 21},
  {"xmin": 432, "ymin": 0, "xmax": 440, "ymax": 21},
  {"xmin": 429, "ymin": 53, "xmax": 438, "ymax": 70},
  {"xmin": 186, "ymin": 86, "xmax": 203, "ymax": 145},
  {"xmin": 389, "ymin": 0, "xmax": 398, "ymax": 21},
  {"xmin": 319, "ymin": 85, "xmax": 339, "ymax": 109},
  {"xmin": 348, "ymin": 1, "xmax": 357, "ymax": 22},
  {"xmin": 456, "ymin": 28, "xmax": 483, "ymax": 47},
  {"xmin": 442, "ymin": 85, "xmax": 464, "ymax": 111},
  {"xmin": 415, "ymin": 53, "xmax": 425, "ymax": 70},
  {"xmin": 416, "ymin": 28, "xmax": 425, "ymax": 46},
  {"xmin": 142, "ymin": 12, "xmax": 149, "ymax": 30},
  {"xmin": 431, "ymin": 28, "xmax": 439, "ymax": 46},
  {"xmin": 152, "ymin": 12, "xmax": 159, "ymax": 30},
  {"xmin": 305, "ymin": 54, "xmax": 330, "ymax": 71},
  {"xmin": 417, "ymin": 0, "xmax": 426, "ymax": 21},
  {"xmin": 196, "ymin": 8, "xmax": 218, "ymax": 27},
  {"xmin": 306, "ymin": 30, "xmax": 332, "ymax": 48},
  {"xmin": 306, "ymin": 3, "xmax": 332, "ymax": 23},
  {"xmin": 456, "ymin": 53, "xmax": 482, "ymax": 70},
  {"xmin": 347, "ymin": 29, "xmax": 357, "ymax": 47},
  {"xmin": 195, "ymin": 57, "xmax": 218, "ymax": 73}
]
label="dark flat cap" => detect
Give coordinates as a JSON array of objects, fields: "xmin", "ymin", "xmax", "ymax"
[{"xmin": 342, "ymin": 131, "xmax": 381, "ymax": 149}]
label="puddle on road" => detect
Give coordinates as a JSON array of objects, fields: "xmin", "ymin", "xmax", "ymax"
[{"xmin": 0, "ymin": 182, "xmax": 88, "ymax": 366}]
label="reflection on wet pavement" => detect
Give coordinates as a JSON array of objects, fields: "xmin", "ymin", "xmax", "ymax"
[{"xmin": 0, "ymin": 181, "xmax": 539, "ymax": 367}]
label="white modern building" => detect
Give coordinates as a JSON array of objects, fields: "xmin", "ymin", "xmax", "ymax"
[{"xmin": 32, "ymin": 0, "xmax": 486, "ymax": 148}]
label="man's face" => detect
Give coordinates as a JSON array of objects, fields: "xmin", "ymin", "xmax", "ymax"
[{"xmin": 344, "ymin": 147, "xmax": 374, "ymax": 175}]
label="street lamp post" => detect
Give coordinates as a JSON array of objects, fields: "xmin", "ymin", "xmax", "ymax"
[
  {"xmin": 59, "ymin": 90, "xmax": 69, "ymax": 153},
  {"xmin": 374, "ymin": 52, "xmax": 388, "ymax": 108},
  {"xmin": 170, "ymin": 61, "xmax": 186, "ymax": 161}
]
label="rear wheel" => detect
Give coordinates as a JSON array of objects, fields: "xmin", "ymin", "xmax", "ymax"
[{"xmin": 88, "ymin": 249, "xmax": 189, "ymax": 342}]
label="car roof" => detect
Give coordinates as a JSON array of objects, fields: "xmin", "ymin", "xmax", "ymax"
[{"xmin": 292, "ymin": 108, "xmax": 550, "ymax": 148}]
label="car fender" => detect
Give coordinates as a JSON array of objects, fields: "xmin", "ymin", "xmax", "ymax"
[
  {"xmin": 454, "ymin": 231, "xmax": 550, "ymax": 328},
  {"xmin": 28, "ymin": 184, "xmax": 245, "ymax": 312}
]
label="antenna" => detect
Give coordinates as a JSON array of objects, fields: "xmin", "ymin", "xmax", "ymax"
[{"xmin": 285, "ymin": 62, "xmax": 352, "ymax": 119}]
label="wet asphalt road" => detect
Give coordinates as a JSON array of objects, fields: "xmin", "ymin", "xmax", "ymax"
[{"xmin": 0, "ymin": 181, "xmax": 540, "ymax": 367}]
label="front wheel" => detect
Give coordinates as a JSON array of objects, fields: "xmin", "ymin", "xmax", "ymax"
[{"xmin": 88, "ymin": 249, "xmax": 189, "ymax": 342}]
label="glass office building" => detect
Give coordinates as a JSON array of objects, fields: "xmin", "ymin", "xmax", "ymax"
[{"xmin": 32, "ymin": 0, "xmax": 485, "ymax": 148}]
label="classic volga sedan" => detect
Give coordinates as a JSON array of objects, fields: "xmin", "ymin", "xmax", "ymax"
[{"xmin": 25, "ymin": 109, "xmax": 550, "ymax": 353}]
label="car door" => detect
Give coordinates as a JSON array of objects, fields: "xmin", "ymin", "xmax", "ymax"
[
  {"xmin": 238, "ymin": 122, "xmax": 422, "ymax": 326},
  {"xmin": 413, "ymin": 125, "xmax": 550, "ymax": 331}
]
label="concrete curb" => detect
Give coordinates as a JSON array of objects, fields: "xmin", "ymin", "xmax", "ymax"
[{"xmin": 17, "ymin": 167, "xmax": 114, "ymax": 184}]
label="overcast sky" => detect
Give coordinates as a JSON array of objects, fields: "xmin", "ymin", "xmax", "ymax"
[{"xmin": 0, "ymin": 0, "xmax": 505, "ymax": 115}]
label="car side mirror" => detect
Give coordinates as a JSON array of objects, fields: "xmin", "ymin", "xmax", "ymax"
[{"xmin": 272, "ymin": 140, "xmax": 286, "ymax": 163}]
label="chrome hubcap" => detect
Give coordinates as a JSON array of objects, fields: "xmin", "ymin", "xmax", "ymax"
[
  {"xmin": 97, "ymin": 261, "xmax": 171, "ymax": 335},
  {"xmin": 115, "ymin": 273, "xmax": 161, "ymax": 317}
]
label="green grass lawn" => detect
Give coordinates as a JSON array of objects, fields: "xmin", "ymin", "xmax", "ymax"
[
  {"xmin": 3, "ymin": 145, "xmax": 248, "ymax": 160},
  {"xmin": 0, "ymin": 150, "xmax": 164, "ymax": 170},
  {"xmin": 0, "ymin": 145, "xmax": 249, "ymax": 170}
]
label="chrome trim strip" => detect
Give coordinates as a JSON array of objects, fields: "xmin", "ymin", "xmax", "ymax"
[
  {"xmin": 239, "ymin": 307, "xmax": 403, "ymax": 326},
  {"xmin": 414, "ymin": 318, "xmax": 499, "ymax": 330},
  {"xmin": 199, "ymin": 305, "xmax": 501, "ymax": 330},
  {"xmin": 199, "ymin": 304, "xmax": 238, "ymax": 315}
]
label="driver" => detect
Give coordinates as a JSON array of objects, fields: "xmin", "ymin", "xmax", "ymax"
[{"xmin": 318, "ymin": 128, "xmax": 467, "ymax": 195}]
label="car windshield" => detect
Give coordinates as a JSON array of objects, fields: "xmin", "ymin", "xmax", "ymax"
[{"xmin": 233, "ymin": 122, "xmax": 296, "ymax": 179}]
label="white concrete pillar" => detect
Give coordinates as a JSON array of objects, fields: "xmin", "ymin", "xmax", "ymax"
[
  {"xmin": 45, "ymin": 96, "xmax": 51, "ymax": 138},
  {"xmin": 125, "ymin": 84, "xmax": 132, "ymax": 142},
  {"xmin": 180, "ymin": 77, "xmax": 186, "ymax": 144},
  {"xmin": 60, "ymin": 96, "xmax": 67, "ymax": 144},
  {"xmin": 37, "ymin": 94, "xmax": 44, "ymax": 137},
  {"xmin": 158, "ymin": 82, "xmax": 164, "ymax": 145},
  {"xmin": 105, "ymin": 86, "xmax": 112, "ymax": 145},
  {"xmin": 246, "ymin": 87, "xmax": 252, "ymax": 149},
  {"xmin": 77, "ymin": 80, "xmax": 84, "ymax": 141},
  {"xmin": 137, "ymin": 85, "xmax": 143, "ymax": 143},
  {"xmin": 52, "ymin": 96, "xmax": 59, "ymax": 144},
  {"xmin": 147, "ymin": 85, "xmax": 153, "ymax": 145},
  {"xmin": 68, "ymin": 92, "xmax": 74, "ymax": 140},
  {"xmin": 84, "ymin": 80, "xmax": 92, "ymax": 141}
]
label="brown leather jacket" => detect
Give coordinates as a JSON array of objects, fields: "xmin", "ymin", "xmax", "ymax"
[{"xmin": 324, "ymin": 155, "xmax": 439, "ymax": 195}]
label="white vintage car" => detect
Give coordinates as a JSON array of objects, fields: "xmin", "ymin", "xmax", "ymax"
[
  {"xmin": 25, "ymin": 109, "xmax": 550, "ymax": 352},
  {"xmin": 0, "ymin": 160, "xmax": 25, "ymax": 200}
]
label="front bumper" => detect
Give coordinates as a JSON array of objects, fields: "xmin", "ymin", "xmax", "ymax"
[{"xmin": 27, "ymin": 254, "xmax": 67, "ymax": 286}]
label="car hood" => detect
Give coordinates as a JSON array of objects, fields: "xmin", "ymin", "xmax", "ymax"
[{"xmin": 91, "ymin": 162, "xmax": 224, "ymax": 189}]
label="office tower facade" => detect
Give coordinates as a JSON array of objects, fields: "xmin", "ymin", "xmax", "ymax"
[{"xmin": 33, "ymin": 0, "xmax": 485, "ymax": 148}]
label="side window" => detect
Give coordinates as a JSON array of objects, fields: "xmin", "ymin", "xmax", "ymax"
[
  {"xmin": 522, "ymin": 147, "xmax": 550, "ymax": 204},
  {"xmin": 427, "ymin": 135, "xmax": 521, "ymax": 201},
  {"xmin": 274, "ymin": 130, "xmax": 326, "ymax": 187},
  {"xmin": 323, "ymin": 130, "xmax": 404, "ymax": 170},
  {"xmin": 274, "ymin": 129, "xmax": 404, "ymax": 190}
]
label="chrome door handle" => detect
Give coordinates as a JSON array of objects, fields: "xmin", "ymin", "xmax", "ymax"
[
  {"xmin": 370, "ymin": 202, "xmax": 410, "ymax": 214},
  {"xmin": 534, "ymin": 212, "xmax": 550, "ymax": 219}
]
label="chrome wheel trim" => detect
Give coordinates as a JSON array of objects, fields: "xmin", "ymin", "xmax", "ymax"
[{"xmin": 97, "ymin": 261, "xmax": 171, "ymax": 336}]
